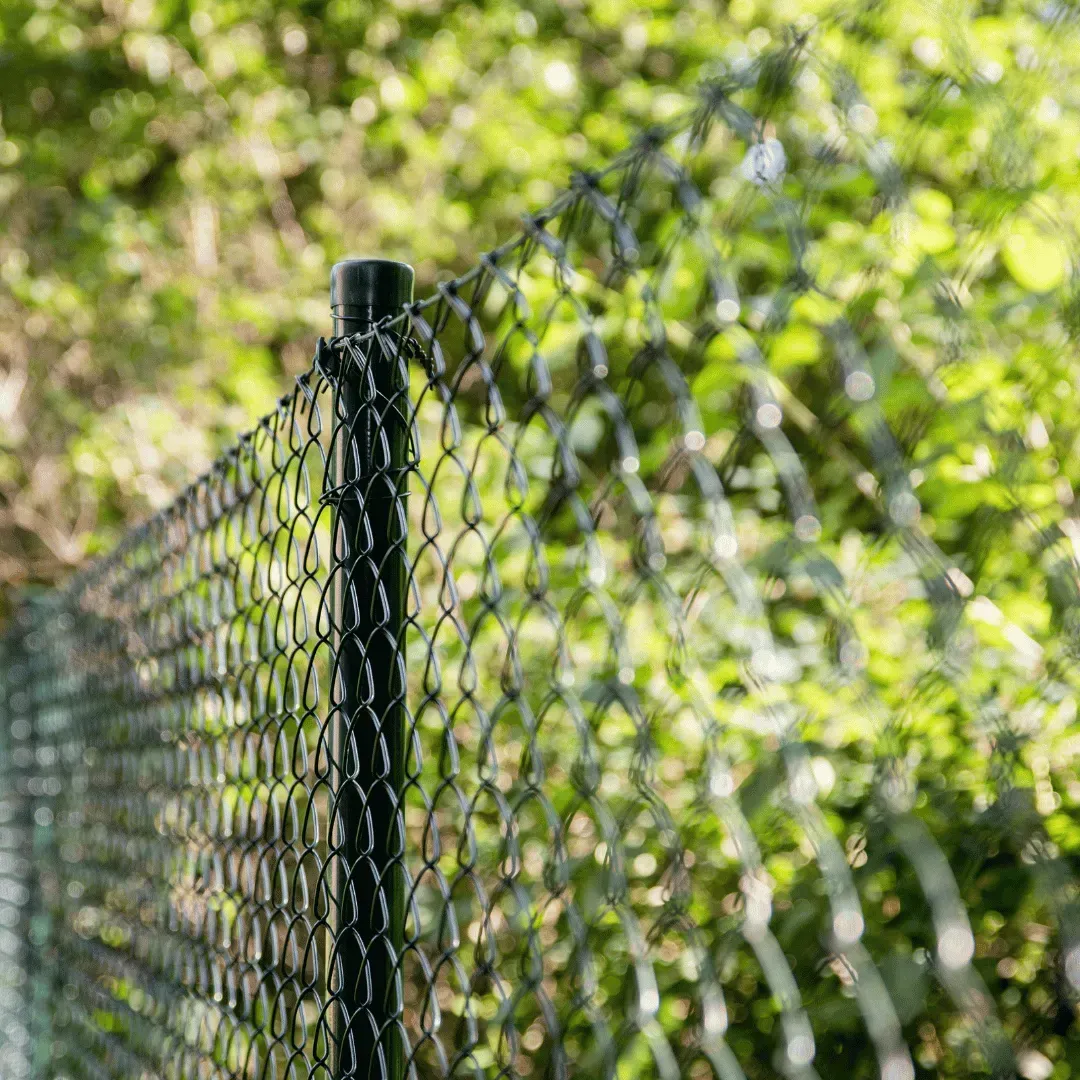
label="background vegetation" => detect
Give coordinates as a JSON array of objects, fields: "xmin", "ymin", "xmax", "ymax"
[
  {"xmin": 0, "ymin": 0, "xmax": 748, "ymax": 597},
  {"xmin": 9, "ymin": 1, "xmax": 1080, "ymax": 1079},
  {"xmin": 0, "ymin": 0, "xmax": 1070, "ymax": 597}
]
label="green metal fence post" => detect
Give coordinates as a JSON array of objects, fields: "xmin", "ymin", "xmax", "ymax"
[{"xmin": 329, "ymin": 258, "xmax": 413, "ymax": 1080}]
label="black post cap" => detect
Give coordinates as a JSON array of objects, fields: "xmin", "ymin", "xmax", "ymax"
[{"xmin": 330, "ymin": 259, "xmax": 414, "ymax": 318}]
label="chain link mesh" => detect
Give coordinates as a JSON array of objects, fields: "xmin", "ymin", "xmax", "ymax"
[{"xmin": 4, "ymin": 41, "xmax": 1080, "ymax": 1080}]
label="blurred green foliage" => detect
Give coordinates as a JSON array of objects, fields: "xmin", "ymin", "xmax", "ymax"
[
  {"xmin": 8, "ymin": 0, "xmax": 1080, "ymax": 1076},
  {"xmin": 0, "ymin": 0, "xmax": 738, "ymax": 592},
  {"xmin": 1, "ymin": 0, "xmax": 1077, "ymax": 592}
]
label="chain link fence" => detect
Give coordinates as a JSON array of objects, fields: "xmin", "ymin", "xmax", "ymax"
[{"xmin": 4, "ymin": 39, "xmax": 1080, "ymax": 1080}]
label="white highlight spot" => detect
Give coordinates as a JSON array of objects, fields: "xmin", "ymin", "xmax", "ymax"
[
  {"xmin": 741, "ymin": 138, "xmax": 787, "ymax": 186},
  {"xmin": 1017, "ymin": 1050, "xmax": 1053, "ymax": 1080},
  {"xmin": 702, "ymin": 994, "xmax": 728, "ymax": 1035},
  {"xmin": 544, "ymin": 60, "xmax": 577, "ymax": 97},
  {"xmin": 787, "ymin": 1034, "xmax": 815, "ymax": 1067},
  {"xmin": 1028, "ymin": 414, "xmax": 1050, "ymax": 450},
  {"xmin": 283, "ymin": 27, "xmax": 308, "ymax": 55},
  {"xmin": 811, "ymin": 757, "xmax": 836, "ymax": 796},
  {"xmin": 882, "ymin": 1053, "xmax": 915, "ymax": 1080},
  {"xmin": 1065, "ymin": 946, "xmax": 1080, "ymax": 989},
  {"xmin": 847, "ymin": 104, "xmax": 878, "ymax": 134},
  {"xmin": 945, "ymin": 567, "xmax": 974, "ymax": 598},
  {"xmin": 795, "ymin": 514, "xmax": 821, "ymax": 542},
  {"xmin": 380, "ymin": 76, "xmax": 406, "ymax": 108},
  {"xmin": 888, "ymin": 491, "xmax": 920, "ymax": 527},
  {"xmin": 714, "ymin": 534, "xmax": 738, "ymax": 560},
  {"xmin": 833, "ymin": 910, "xmax": 865, "ymax": 944},
  {"xmin": 912, "ymin": 37, "xmax": 943, "ymax": 68},
  {"xmin": 716, "ymin": 297, "xmax": 740, "ymax": 323},
  {"xmin": 710, "ymin": 771, "xmax": 735, "ymax": 799},
  {"xmin": 845, "ymin": 370, "xmax": 875, "ymax": 401},
  {"xmin": 790, "ymin": 762, "xmax": 817, "ymax": 805},
  {"xmin": 938, "ymin": 925, "xmax": 975, "ymax": 969},
  {"xmin": 756, "ymin": 402, "xmax": 782, "ymax": 429}
]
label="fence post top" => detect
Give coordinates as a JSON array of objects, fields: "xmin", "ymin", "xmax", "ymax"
[{"xmin": 330, "ymin": 259, "xmax": 414, "ymax": 326}]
